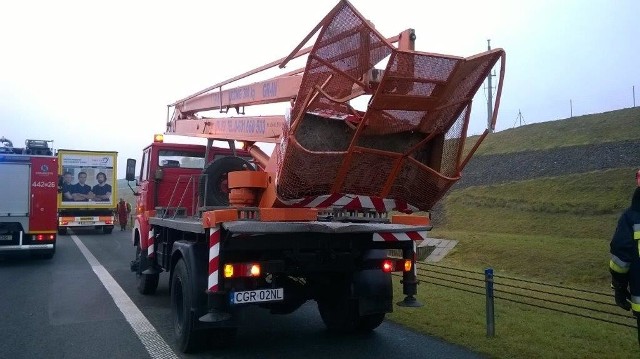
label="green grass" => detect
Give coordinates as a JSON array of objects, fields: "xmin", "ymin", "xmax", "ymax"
[
  {"xmin": 389, "ymin": 279, "xmax": 639, "ymax": 359},
  {"xmin": 431, "ymin": 231, "xmax": 610, "ymax": 288},
  {"xmin": 468, "ymin": 107, "xmax": 640, "ymax": 156},
  {"xmin": 443, "ymin": 168, "xmax": 637, "ymax": 240},
  {"xmin": 386, "ymin": 166, "xmax": 640, "ymax": 357}
]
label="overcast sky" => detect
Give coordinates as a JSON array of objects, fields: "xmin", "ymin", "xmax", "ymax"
[{"xmin": 1, "ymin": 0, "xmax": 639, "ymax": 179}]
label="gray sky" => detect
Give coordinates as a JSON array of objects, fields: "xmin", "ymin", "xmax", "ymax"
[{"xmin": 1, "ymin": 0, "xmax": 639, "ymax": 179}]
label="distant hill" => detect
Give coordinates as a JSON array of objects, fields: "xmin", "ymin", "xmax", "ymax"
[
  {"xmin": 471, "ymin": 106, "xmax": 640, "ymax": 156},
  {"xmin": 457, "ymin": 106, "xmax": 640, "ymax": 187},
  {"xmin": 434, "ymin": 106, "xmax": 640, "ymax": 229}
]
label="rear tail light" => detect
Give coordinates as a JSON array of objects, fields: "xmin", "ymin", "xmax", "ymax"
[
  {"xmin": 223, "ymin": 263, "xmax": 262, "ymax": 278},
  {"xmin": 404, "ymin": 259, "xmax": 412, "ymax": 272},
  {"xmin": 249, "ymin": 264, "xmax": 261, "ymax": 276},
  {"xmin": 381, "ymin": 259, "xmax": 413, "ymax": 273},
  {"xmin": 33, "ymin": 234, "xmax": 55, "ymax": 241}
]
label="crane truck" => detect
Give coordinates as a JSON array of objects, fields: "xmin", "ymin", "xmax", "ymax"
[
  {"xmin": 126, "ymin": 1, "xmax": 505, "ymax": 352},
  {"xmin": 0, "ymin": 137, "xmax": 57, "ymax": 259}
]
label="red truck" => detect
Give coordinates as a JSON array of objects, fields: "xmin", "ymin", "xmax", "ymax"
[
  {"xmin": 126, "ymin": 1, "xmax": 505, "ymax": 352},
  {"xmin": 0, "ymin": 137, "xmax": 58, "ymax": 259}
]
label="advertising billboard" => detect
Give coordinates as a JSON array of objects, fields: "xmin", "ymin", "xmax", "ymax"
[{"xmin": 57, "ymin": 150, "xmax": 118, "ymax": 209}]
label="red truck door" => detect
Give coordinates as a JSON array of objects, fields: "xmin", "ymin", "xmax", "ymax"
[{"xmin": 29, "ymin": 157, "xmax": 58, "ymax": 232}]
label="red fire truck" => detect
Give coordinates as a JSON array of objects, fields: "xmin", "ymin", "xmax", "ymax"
[{"xmin": 0, "ymin": 137, "xmax": 58, "ymax": 259}]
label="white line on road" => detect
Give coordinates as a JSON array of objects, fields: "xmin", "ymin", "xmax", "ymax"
[{"xmin": 71, "ymin": 234, "xmax": 178, "ymax": 359}]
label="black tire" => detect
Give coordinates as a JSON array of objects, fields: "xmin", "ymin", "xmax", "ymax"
[
  {"xmin": 103, "ymin": 226, "xmax": 113, "ymax": 234},
  {"xmin": 200, "ymin": 327, "xmax": 238, "ymax": 350},
  {"xmin": 317, "ymin": 275, "xmax": 386, "ymax": 333},
  {"xmin": 32, "ymin": 244, "xmax": 56, "ymax": 260},
  {"xmin": 58, "ymin": 227, "xmax": 67, "ymax": 235},
  {"xmin": 199, "ymin": 157, "xmax": 254, "ymax": 207},
  {"xmin": 171, "ymin": 258, "xmax": 203, "ymax": 353},
  {"xmin": 357, "ymin": 313, "xmax": 386, "ymax": 331},
  {"xmin": 317, "ymin": 297, "xmax": 360, "ymax": 332},
  {"xmin": 42, "ymin": 248, "xmax": 55, "ymax": 260},
  {"xmin": 135, "ymin": 245, "xmax": 159, "ymax": 295}
]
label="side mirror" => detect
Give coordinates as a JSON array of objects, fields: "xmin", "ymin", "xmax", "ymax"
[{"xmin": 125, "ymin": 159, "xmax": 137, "ymax": 181}]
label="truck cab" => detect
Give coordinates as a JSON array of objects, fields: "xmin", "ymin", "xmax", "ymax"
[{"xmin": 132, "ymin": 136, "xmax": 252, "ymax": 247}]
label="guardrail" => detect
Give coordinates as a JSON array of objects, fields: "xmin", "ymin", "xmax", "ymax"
[{"xmin": 394, "ymin": 263, "xmax": 637, "ymax": 334}]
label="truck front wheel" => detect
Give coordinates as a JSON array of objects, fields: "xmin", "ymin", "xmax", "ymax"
[
  {"xmin": 171, "ymin": 258, "xmax": 203, "ymax": 353},
  {"xmin": 135, "ymin": 245, "xmax": 159, "ymax": 294}
]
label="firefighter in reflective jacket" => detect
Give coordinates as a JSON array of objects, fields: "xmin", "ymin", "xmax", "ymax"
[{"xmin": 609, "ymin": 170, "xmax": 640, "ymax": 313}]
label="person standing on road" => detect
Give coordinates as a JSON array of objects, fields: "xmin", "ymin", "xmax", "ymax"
[
  {"xmin": 116, "ymin": 198, "xmax": 131, "ymax": 231},
  {"xmin": 609, "ymin": 170, "xmax": 640, "ymax": 317}
]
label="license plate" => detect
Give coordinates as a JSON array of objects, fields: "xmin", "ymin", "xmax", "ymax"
[
  {"xmin": 78, "ymin": 221, "xmax": 93, "ymax": 225},
  {"xmin": 230, "ymin": 288, "xmax": 284, "ymax": 305},
  {"xmin": 0, "ymin": 235, "xmax": 12, "ymax": 241}
]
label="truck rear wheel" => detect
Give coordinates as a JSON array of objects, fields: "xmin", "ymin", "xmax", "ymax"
[
  {"xmin": 58, "ymin": 227, "xmax": 67, "ymax": 235},
  {"xmin": 317, "ymin": 275, "xmax": 387, "ymax": 333},
  {"xmin": 171, "ymin": 258, "xmax": 203, "ymax": 353},
  {"xmin": 32, "ymin": 244, "xmax": 56, "ymax": 260},
  {"xmin": 135, "ymin": 245, "xmax": 159, "ymax": 294},
  {"xmin": 318, "ymin": 297, "xmax": 386, "ymax": 333},
  {"xmin": 103, "ymin": 226, "xmax": 113, "ymax": 234}
]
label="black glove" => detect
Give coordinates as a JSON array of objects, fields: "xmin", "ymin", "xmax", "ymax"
[{"xmin": 611, "ymin": 270, "xmax": 631, "ymax": 311}]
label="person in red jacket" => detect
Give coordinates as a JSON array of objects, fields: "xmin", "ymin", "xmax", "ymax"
[{"xmin": 116, "ymin": 198, "xmax": 131, "ymax": 231}]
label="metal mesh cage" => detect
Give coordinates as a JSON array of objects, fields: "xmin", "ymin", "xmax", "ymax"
[{"xmin": 275, "ymin": 1, "xmax": 504, "ymax": 211}]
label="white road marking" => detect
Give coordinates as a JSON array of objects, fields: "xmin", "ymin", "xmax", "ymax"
[{"xmin": 71, "ymin": 234, "xmax": 178, "ymax": 359}]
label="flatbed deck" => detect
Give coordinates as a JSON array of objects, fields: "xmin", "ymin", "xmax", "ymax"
[{"xmin": 149, "ymin": 216, "xmax": 430, "ymax": 235}]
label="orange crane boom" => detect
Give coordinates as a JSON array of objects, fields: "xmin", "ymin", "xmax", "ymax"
[{"xmin": 166, "ymin": 0, "xmax": 505, "ymax": 212}]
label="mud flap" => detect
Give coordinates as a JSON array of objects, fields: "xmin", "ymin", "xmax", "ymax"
[{"xmin": 353, "ymin": 249, "xmax": 393, "ymax": 316}]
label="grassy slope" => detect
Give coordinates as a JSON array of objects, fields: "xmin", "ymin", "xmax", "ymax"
[
  {"xmin": 389, "ymin": 280, "xmax": 639, "ymax": 359},
  {"xmin": 387, "ymin": 169, "xmax": 640, "ymax": 358},
  {"xmin": 470, "ymin": 107, "xmax": 640, "ymax": 156},
  {"xmin": 387, "ymin": 108, "xmax": 640, "ymax": 358}
]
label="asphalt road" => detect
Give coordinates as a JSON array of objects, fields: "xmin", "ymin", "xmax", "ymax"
[{"xmin": 0, "ymin": 229, "xmax": 485, "ymax": 359}]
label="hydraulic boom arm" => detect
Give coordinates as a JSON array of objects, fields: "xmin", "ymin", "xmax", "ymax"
[{"xmin": 165, "ymin": 0, "xmax": 505, "ymax": 212}]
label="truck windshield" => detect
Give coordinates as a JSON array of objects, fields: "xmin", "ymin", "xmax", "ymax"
[{"xmin": 158, "ymin": 150, "xmax": 205, "ymax": 169}]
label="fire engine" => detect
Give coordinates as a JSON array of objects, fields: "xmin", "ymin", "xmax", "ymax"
[
  {"xmin": 0, "ymin": 137, "xmax": 57, "ymax": 259},
  {"xmin": 126, "ymin": 1, "xmax": 505, "ymax": 352}
]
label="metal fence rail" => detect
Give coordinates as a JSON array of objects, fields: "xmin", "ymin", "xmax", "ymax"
[{"xmin": 395, "ymin": 263, "xmax": 638, "ymax": 333}]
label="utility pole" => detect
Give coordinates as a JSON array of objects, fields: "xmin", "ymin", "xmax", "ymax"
[
  {"xmin": 486, "ymin": 39, "xmax": 495, "ymax": 132},
  {"xmin": 570, "ymin": 99, "xmax": 573, "ymax": 118},
  {"xmin": 634, "ymin": 86, "xmax": 636, "ymax": 107},
  {"xmin": 513, "ymin": 109, "xmax": 526, "ymax": 128}
]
